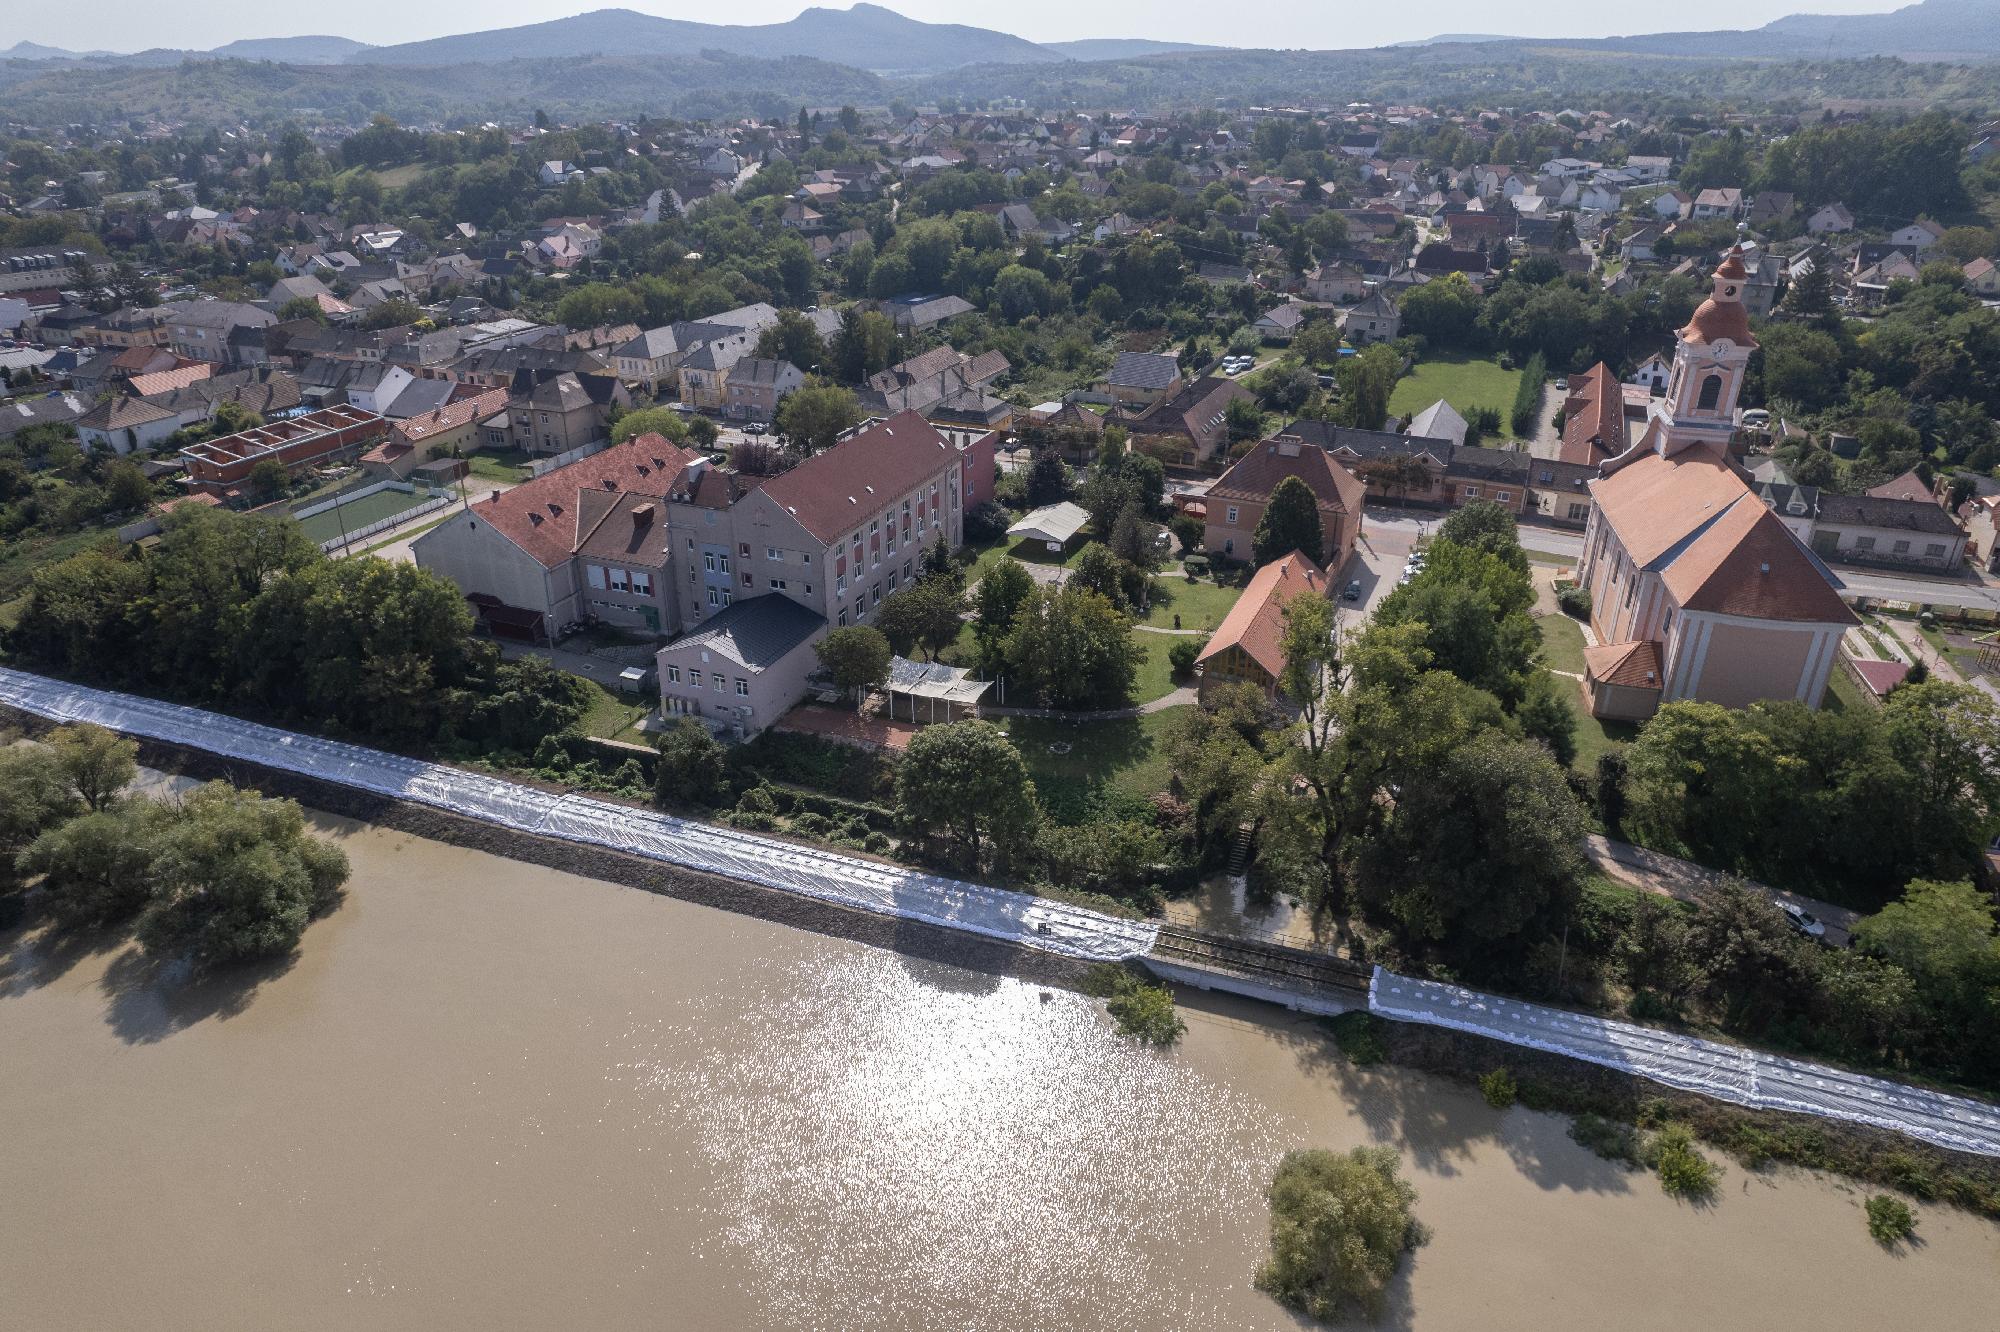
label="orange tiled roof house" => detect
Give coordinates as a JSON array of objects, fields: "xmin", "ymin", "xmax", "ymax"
[{"xmin": 1575, "ymin": 249, "xmax": 1856, "ymax": 722}]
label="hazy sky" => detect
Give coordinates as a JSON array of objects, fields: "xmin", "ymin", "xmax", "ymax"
[{"xmin": 24, "ymin": 0, "xmax": 1907, "ymax": 54}]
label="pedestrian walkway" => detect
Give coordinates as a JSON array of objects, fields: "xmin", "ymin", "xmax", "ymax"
[
  {"xmin": 983, "ymin": 685, "xmax": 1196, "ymax": 721},
  {"xmin": 1584, "ymin": 834, "xmax": 1858, "ymax": 945}
]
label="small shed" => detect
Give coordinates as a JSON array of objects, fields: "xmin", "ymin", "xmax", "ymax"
[
  {"xmin": 1006, "ymin": 500, "xmax": 1090, "ymax": 551},
  {"xmin": 414, "ymin": 456, "xmax": 469, "ymax": 485},
  {"xmin": 880, "ymin": 656, "xmax": 991, "ymax": 724}
]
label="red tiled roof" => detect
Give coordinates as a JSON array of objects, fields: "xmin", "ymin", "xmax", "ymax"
[
  {"xmin": 128, "ymin": 362, "xmax": 215, "ymax": 397},
  {"xmin": 1210, "ymin": 436, "xmax": 1366, "ymax": 522},
  {"xmin": 468, "ymin": 433, "xmax": 701, "ymax": 569},
  {"xmin": 389, "ymin": 387, "xmax": 509, "ymax": 445},
  {"xmin": 1679, "ymin": 247, "xmax": 1756, "ymax": 348},
  {"xmin": 1557, "ymin": 362, "xmax": 1626, "ymax": 467},
  {"xmin": 1851, "ymin": 658, "xmax": 1911, "ymax": 696},
  {"xmin": 1196, "ymin": 550, "xmax": 1327, "ymax": 681},
  {"xmin": 757, "ymin": 411, "xmax": 958, "ymax": 543},
  {"xmin": 1584, "ymin": 639, "xmax": 1662, "ymax": 690}
]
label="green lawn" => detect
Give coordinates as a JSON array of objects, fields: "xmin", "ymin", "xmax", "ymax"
[
  {"xmin": 1388, "ymin": 355, "xmax": 1527, "ymax": 438},
  {"xmin": 999, "ymin": 707, "xmax": 1188, "ymax": 823},
  {"xmin": 1137, "ymin": 569, "xmax": 1243, "ymax": 632},
  {"xmin": 579, "ymin": 679, "xmax": 652, "ymax": 743},
  {"xmin": 466, "ymin": 447, "xmax": 537, "ymax": 484},
  {"xmin": 297, "ymin": 487, "xmax": 437, "ymax": 545},
  {"xmin": 1129, "ymin": 627, "xmax": 1186, "ymax": 704},
  {"xmin": 1538, "ymin": 612, "xmax": 1589, "ymax": 675},
  {"xmin": 1523, "ymin": 548, "xmax": 1577, "ymax": 568}
]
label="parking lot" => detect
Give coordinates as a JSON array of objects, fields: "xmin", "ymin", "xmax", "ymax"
[{"xmin": 1333, "ymin": 508, "xmax": 1432, "ymax": 624}]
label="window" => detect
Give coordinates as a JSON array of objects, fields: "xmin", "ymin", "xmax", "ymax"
[
  {"xmin": 1226, "ymin": 506, "xmax": 1239, "ymax": 525},
  {"xmin": 1892, "ymin": 539, "xmax": 1911, "ymax": 555},
  {"xmin": 689, "ymin": 669, "xmax": 703, "ymax": 687},
  {"xmin": 739, "ymin": 543, "xmax": 750, "ymax": 557},
  {"xmin": 887, "ymin": 571, "xmax": 898, "ymax": 592},
  {"xmin": 631, "ymin": 572, "xmax": 652, "ymax": 597},
  {"xmin": 713, "ymin": 673, "xmax": 725, "ymax": 691},
  {"xmin": 837, "ymin": 609, "xmax": 848, "ymax": 627},
  {"xmin": 706, "ymin": 588, "xmax": 720, "ymax": 606},
  {"xmin": 1537, "ymin": 469, "xmax": 1554, "ymax": 483},
  {"xmin": 741, "ymin": 572, "xmax": 753, "ymax": 588},
  {"xmin": 766, "ymin": 547, "xmax": 780, "ymax": 560},
  {"xmin": 718, "ymin": 553, "xmax": 731, "ymax": 573},
  {"xmin": 736, "ymin": 679, "xmax": 749, "ymax": 697},
  {"xmin": 608, "ymin": 568, "xmax": 631, "ymax": 593},
  {"xmin": 587, "ymin": 565, "xmax": 608, "ymax": 590},
  {"xmin": 1696, "ymin": 374, "xmax": 1723, "ymax": 412},
  {"xmin": 1462, "ymin": 485, "xmax": 1482, "ymax": 499},
  {"xmin": 770, "ymin": 578, "xmax": 787, "ymax": 590},
  {"xmin": 703, "ymin": 552, "xmax": 716, "ymax": 573},
  {"xmin": 1855, "ymin": 536, "xmax": 1877, "ymax": 551},
  {"xmin": 665, "ymin": 664, "xmax": 681, "ymax": 684},
  {"xmin": 837, "ymin": 574, "xmax": 847, "ymax": 593},
  {"xmin": 1926, "ymin": 543, "xmax": 1947, "ymax": 558},
  {"xmin": 872, "ymin": 584, "xmax": 882, "ymax": 606},
  {"xmin": 1567, "ymin": 502, "xmax": 1589, "ymax": 521},
  {"xmin": 1493, "ymin": 491, "xmax": 1511, "ymax": 504},
  {"xmin": 804, "ymin": 584, "xmax": 812, "ymax": 596},
  {"xmin": 721, "ymin": 590, "xmax": 732, "ymax": 606}
]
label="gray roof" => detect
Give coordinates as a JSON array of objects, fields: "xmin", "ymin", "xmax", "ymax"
[
  {"xmin": 1107, "ymin": 350, "xmax": 1180, "ymax": 391},
  {"xmin": 1816, "ymin": 493, "xmax": 1963, "ymax": 536},
  {"xmin": 658, "ymin": 594, "xmax": 826, "ymax": 673}
]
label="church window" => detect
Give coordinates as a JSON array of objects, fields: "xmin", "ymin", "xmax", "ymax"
[{"xmin": 1696, "ymin": 374, "xmax": 1723, "ymax": 411}]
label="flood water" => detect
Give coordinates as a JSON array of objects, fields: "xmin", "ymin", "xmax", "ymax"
[{"xmin": 4, "ymin": 813, "xmax": 1998, "ymax": 1330}]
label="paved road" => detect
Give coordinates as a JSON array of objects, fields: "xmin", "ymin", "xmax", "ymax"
[{"xmin": 1585, "ymin": 835, "xmax": 1858, "ymax": 947}]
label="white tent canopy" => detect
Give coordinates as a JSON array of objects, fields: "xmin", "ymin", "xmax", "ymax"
[{"xmin": 1006, "ymin": 500, "xmax": 1089, "ymax": 547}]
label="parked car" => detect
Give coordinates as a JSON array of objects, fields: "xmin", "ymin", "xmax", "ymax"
[
  {"xmin": 1342, "ymin": 579, "xmax": 1362, "ymax": 602},
  {"xmin": 1782, "ymin": 902, "xmax": 1827, "ymax": 940},
  {"xmin": 1740, "ymin": 408, "xmax": 1771, "ymax": 428},
  {"xmin": 1554, "ymin": 376, "xmax": 1570, "ymax": 391}
]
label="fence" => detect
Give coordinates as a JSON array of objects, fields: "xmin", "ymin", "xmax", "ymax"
[
  {"xmin": 293, "ymin": 478, "xmax": 456, "ymax": 553},
  {"xmin": 528, "ymin": 439, "xmax": 609, "ymax": 477},
  {"xmin": 316, "ymin": 492, "xmax": 455, "ymax": 553}
]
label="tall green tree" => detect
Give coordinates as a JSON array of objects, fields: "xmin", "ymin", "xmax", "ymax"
[
  {"xmin": 1252, "ymin": 475, "xmax": 1323, "ymax": 564},
  {"xmin": 895, "ymin": 721, "xmax": 1036, "ymax": 869}
]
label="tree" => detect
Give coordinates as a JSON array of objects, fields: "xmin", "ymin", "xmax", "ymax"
[
  {"xmin": 774, "ymin": 380, "xmax": 860, "ymax": 454},
  {"xmin": 874, "ymin": 579, "xmax": 965, "ymax": 660},
  {"xmin": 1252, "ymin": 475, "xmax": 1323, "ymax": 565},
  {"xmin": 1881, "ymin": 683, "xmax": 2000, "ymax": 879},
  {"xmin": 276, "ymin": 295, "xmax": 328, "ymax": 324},
  {"xmin": 1854, "ymin": 879, "xmax": 1998, "ymax": 1021},
  {"xmin": 1225, "ymin": 396, "xmax": 1266, "ymax": 443},
  {"xmin": 19, "ymin": 799, "xmax": 172, "ymax": 928},
  {"xmin": 1436, "ymin": 500, "xmax": 1525, "ymax": 568},
  {"xmin": 1621, "ymin": 703, "xmax": 1776, "ymax": 868},
  {"xmin": 971, "ymin": 558, "xmax": 1035, "ymax": 667},
  {"xmin": 830, "ymin": 307, "xmax": 897, "ymax": 381},
  {"xmin": 895, "ymin": 721, "xmax": 1036, "ymax": 869},
  {"xmin": 1025, "ymin": 449, "xmax": 1069, "ymax": 506},
  {"xmin": 816, "ymin": 625, "xmax": 892, "ymax": 701},
  {"xmin": 246, "ymin": 457, "xmax": 290, "ymax": 501},
  {"xmin": 1516, "ymin": 671, "xmax": 1578, "ymax": 767},
  {"xmin": 1257, "ymin": 1147, "xmax": 1425, "ymax": 1325},
  {"xmin": 1002, "ymin": 584, "xmax": 1142, "ymax": 709},
  {"xmin": 136, "ymin": 783, "xmax": 350, "ymax": 969},
  {"xmin": 1335, "ymin": 343, "xmax": 1399, "ymax": 430},
  {"xmin": 1356, "ymin": 732, "xmax": 1587, "ymax": 970},
  {"xmin": 46, "ymin": 722, "xmax": 137, "ymax": 812},
  {"xmin": 992, "ymin": 264, "xmax": 1056, "ymax": 320},
  {"xmin": 654, "ymin": 718, "xmax": 728, "ymax": 807},
  {"xmin": 0, "ymin": 745, "xmax": 79, "ymax": 878},
  {"xmin": 359, "ymin": 297, "xmax": 421, "ymax": 330},
  {"xmin": 470, "ymin": 655, "xmax": 593, "ymax": 752},
  {"xmin": 1068, "ymin": 541, "xmax": 1135, "ymax": 610},
  {"xmin": 611, "ymin": 407, "xmax": 691, "ymax": 444},
  {"xmin": 1397, "ymin": 270, "xmax": 1484, "ymax": 346},
  {"xmin": 754, "ymin": 309, "xmax": 827, "ymax": 373}
]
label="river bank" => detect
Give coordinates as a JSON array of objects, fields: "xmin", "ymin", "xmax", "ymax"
[{"xmin": 5, "ymin": 814, "xmax": 1999, "ymax": 1329}]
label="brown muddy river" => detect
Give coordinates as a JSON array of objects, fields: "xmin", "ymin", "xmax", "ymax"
[{"xmin": 3, "ymin": 813, "xmax": 1997, "ymax": 1330}]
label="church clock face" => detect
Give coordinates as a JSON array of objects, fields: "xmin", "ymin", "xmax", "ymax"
[{"xmin": 1709, "ymin": 340, "xmax": 1733, "ymax": 359}]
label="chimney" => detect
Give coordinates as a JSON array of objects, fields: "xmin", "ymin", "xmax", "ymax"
[
  {"xmin": 1759, "ymin": 562, "xmax": 1770, "ymax": 574},
  {"xmin": 487, "ymin": 490, "xmax": 500, "ymax": 503},
  {"xmin": 631, "ymin": 503, "xmax": 656, "ymax": 529}
]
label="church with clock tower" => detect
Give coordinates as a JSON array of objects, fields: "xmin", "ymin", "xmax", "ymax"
[{"xmin": 1573, "ymin": 248, "xmax": 1856, "ymax": 722}]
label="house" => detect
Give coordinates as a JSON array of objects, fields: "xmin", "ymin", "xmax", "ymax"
[
  {"xmin": 1962, "ymin": 494, "xmax": 2000, "ymax": 573},
  {"xmin": 1653, "ymin": 190, "xmax": 1693, "ymax": 221},
  {"xmin": 1810, "ymin": 494, "xmax": 1966, "ymax": 571},
  {"xmin": 0, "ymin": 391, "xmax": 87, "ymax": 441},
  {"xmin": 1303, "ymin": 264, "xmax": 1368, "ymax": 304},
  {"xmin": 858, "ymin": 346, "xmax": 1013, "ymax": 431},
  {"xmin": 1806, "ymin": 203, "xmax": 1856, "ymax": 235},
  {"xmin": 1690, "ymin": 188, "xmax": 1744, "ymax": 221},
  {"xmin": 1102, "ymin": 350, "xmax": 1184, "ymax": 409},
  {"xmin": 415, "ymin": 433, "xmax": 703, "ymax": 643},
  {"xmin": 721, "ymin": 357, "xmax": 803, "ymax": 423},
  {"xmin": 0, "ymin": 246, "xmax": 103, "ymax": 295},
  {"xmin": 877, "ymin": 293, "xmax": 975, "ymax": 332},
  {"xmin": 74, "ymin": 395, "xmax": 180, "ymax": 455},
  {"xmin": 539, "ymin": 160, "xmax": 582, "ymax": 187},
  {"xmin": 1620, "ymin": 226, "xmax": 1663, "ymax": 264},
  {"xmin": 679, "ymin": 339, "xmax": 751, "ymax": 413},
  {"xmin": 1747, "ymin": 191, "xmax": 1796, "ymax": 227},
  {"xmin": 1890, "ymin": 219, "xmax": 1947, "ymax": 253},
  {"xmin": 1202, "ymin": 434, "xmax": 1367, "ymax": 569},
  {"xmin": 1340, "ymin": 290, "xmax": 1400, "ymax": 344},
  {"xmin": 1194, "ymin": 551, "xmax": 1330, "ymax": 703},
  {"xmin": 1627, "ymin": 352, "xmax": 1671, "ymax": 395},
  {"xmin": 1406, "ymin": 399, "xmax": 1469, "ymax": 448},
  {"xmin": 1576, "ymin": 251, "xmax": 1856, "ymax": 721},
  {"xmin": 160, "ymin": 300, "xmax": 275, "ymax": 366},
  {"xmin": 1556, "ymin": 362, "xmax": 1628, "ymax": 467},
  {"xmin": 1196, "ymin": 261, "xmax": 1254, "ymax": 286},
  {"xmin": 506, "ymin": 370, "xmax": 626, "ymax": 455},
  {"xmin": 1123, "ymin": 376, "xmax": 1255, "ymax": 465},
  {"xmin": 1625, "ymin": 155, "xmax": 1674, "ymax": 182},
  {"xmin": 361, "ymin": 387, "xmax": 510, "ymax": 479},
  {"xmin": 1964, "ymin": 257, "xmax": 2000, "ymax": 296},
  {"xmin": 1253, "ymin": 303, "xmax": 1307, "ymax": 343},
  {"xmin": 654, "ymin": 595, "xmax": 828, "ymax": 738}
]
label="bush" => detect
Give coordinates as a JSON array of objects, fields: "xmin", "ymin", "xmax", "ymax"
[
  {"xmin": 1083, "ymin": 963, "xmax": 1185, "ymax": 1045},
  {"xmin": 1328, "ymin": 1010, "xmax": 1388, "ymax": 1066},
  {"xmin": 1649, "ymin": 1123, "xmax": 1720, "ymax": 1200},
  {"xmin": 1511, "ymin": 352, "xmax": 1547, "ymax": 437},
  {"xmin": 1479, "ymin": 1068, "xmax": 1519, "ymax": 1109},
  {"xmin": 1864, "ymin": 1194, "xmax": 1917, "ymax": 1246},
  {"xmin": 1256, "ymin": 1146, "xmax": 1427, "ymax": 1324},
  {"xmin": 1168, "ymin": 638, "xmax": 1203, "ymax": 677},
  {"xmin": 1555, "ymin": 582, "xmax": 1592, "ymax": 619},
  {"xmin": 1568, "ymin": 1113, "xmax": 1641, "ymax": 1165}
]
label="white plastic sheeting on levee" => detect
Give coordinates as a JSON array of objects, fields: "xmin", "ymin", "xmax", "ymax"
[
  {"xmin": 1371, "ymin": 968, "xmax": 2000, "ymax": 1158},
  {"xmin": 0, "ymin": 668, "xmax": 1158, "ymax": 964}
]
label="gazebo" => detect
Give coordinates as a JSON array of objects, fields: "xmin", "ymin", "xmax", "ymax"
[
  {"xmin": 879, "ymin": 656, "xmax": 992, "ymax": 724},
  {"xmin": 1006, "ymin": 500, "xmax": 1090, "ymax": 552}
]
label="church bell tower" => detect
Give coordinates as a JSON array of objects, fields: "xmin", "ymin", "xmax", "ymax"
[{"xmin": 1649, "ymin": 246, "xmax": 1757, "ymax": 460}]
